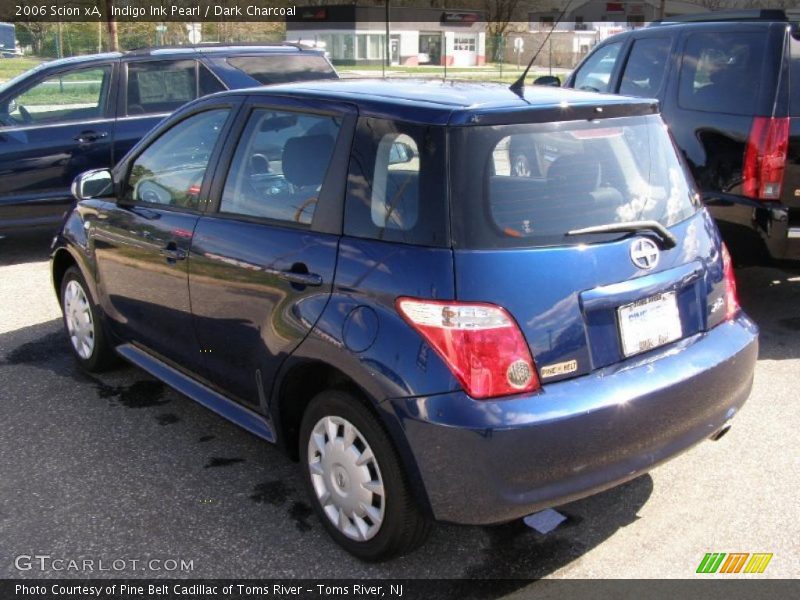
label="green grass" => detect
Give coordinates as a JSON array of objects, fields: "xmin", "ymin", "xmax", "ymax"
[
  {"xmin": 0, "ymin": 57, "xmax": 44, "ymax": 83},
  {"xmin": 338, "ymin": 64, "xmax": 566, "ymax": 84}
]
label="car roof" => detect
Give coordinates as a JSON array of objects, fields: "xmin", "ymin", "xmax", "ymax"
[
  {"xmin": 32, "ymin": 44, "xmax": 323, "ymax": 71},
  {"xmin": 239, "ymin": 78, "xmax": 658, "ymax": 126}
]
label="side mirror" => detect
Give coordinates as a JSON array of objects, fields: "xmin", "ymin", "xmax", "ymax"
[
  {"xmin": 72, "ymin": 168, "xmax": 114, "ymax": 201},
  {"xmin": 533, "ymin": 75, "xmax": 561, "ymax": 87}
]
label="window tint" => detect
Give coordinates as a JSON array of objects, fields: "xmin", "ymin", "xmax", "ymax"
[
  {"xmin": 1, "ymin": 66, "xmax": 111, "ymax": 126},
  {"xmin": 344, "ymin": 118, "xmax": 447, "ymax": 247},
  {"xmin": 226, "ymin": 55, "xmax": 337, "ymax": 86},
  {"xmin": 127, "ymin": 60, "xmax": 198, "ymax": 116},
  {"xmin": 450, "ymin": 115, "xmax": 700, "ymax": 249},
  {"xmin": 127, "ymin": 109, "xmax": 229, "ymax": 209},
  {"xmin": 199, "ymin": 64, "xmax": 226, "ymax": 96},
  {"xmin": 573, "ymin": 42, "xmax": 622, "ymax": 93},
  {"xmin": 678, "ymin": 32, "xmax": 765, "ymax": 115},
  {"xmin": 220, "ymin": 109, "xmax": 341, "ymax": 226},
  {"xmin": 619, "ymin": 37, "xmax": 671, "ymax": 97}
]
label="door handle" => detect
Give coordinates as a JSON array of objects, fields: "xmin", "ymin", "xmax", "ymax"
[
  {"xmin": 160, "ymin": 241, "xmax": 187, "ymax": 263},
  {"xmin": 277, "ymin": 270, "xmax": 322, "ymax": 287},
  {"xmin": 74, "ymin": 130, "xmax": 109, "ymax": 144}
]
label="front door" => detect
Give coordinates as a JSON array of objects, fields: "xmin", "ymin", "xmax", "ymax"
[
  {"xmin": 0, "ymin": 64, "xmax": 115, "ymax": 232},
  {"xmin": 93, "ymin": 106, "xmax": 235, "ymax": 369}
]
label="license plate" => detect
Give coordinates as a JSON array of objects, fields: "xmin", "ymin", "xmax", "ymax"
[{"xmin": 617, "ymin": 291, "xmax": 682, "ymax": 357}]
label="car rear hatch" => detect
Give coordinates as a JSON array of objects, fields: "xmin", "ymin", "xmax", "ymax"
[{"xmin": 447, "ymin": 111, "xmax": 735, "ymax": 394}]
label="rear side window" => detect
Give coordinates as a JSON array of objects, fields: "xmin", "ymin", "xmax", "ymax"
[
  {"xmin": 127, "ymin": 60, "xmax": 198, "ymax": 116},
  {"xmin": 572, "ymin": 42, "xmax": 622, "ymax": 93},
  {"xmin": 450, "ymin": 115, "xmax": 701, "ymax": 249},
  {"xmin": 227, "ymin": 55, "xmax": 337, "ymax": 85},
  {"xmin": 619, "ymin": 37, "xmax": 671, "ymax": 97},
  {"xmin": 220, "ymin": 109, "xmax": 341, "ymax": 226},
  {"xmin": 344, "ymin": 118, "xmax": 447, "ymax": 247},
  {"xmin": 678, "ymin": 32, "xmax": 765, "ymax": 115}
]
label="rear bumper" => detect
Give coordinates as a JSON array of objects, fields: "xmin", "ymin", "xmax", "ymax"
[{"xmin": 384, "ymin": 314, "xmax": 758, "ymax": 525}]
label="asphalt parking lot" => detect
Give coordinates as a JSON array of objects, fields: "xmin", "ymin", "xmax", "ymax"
[{"xmin": 0, "ymin": 233, "xmax": 798, "ymax": 584}]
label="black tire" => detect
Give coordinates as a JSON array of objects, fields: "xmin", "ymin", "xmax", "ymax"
[
  {"xmin": 60, "ymin": 266, "xmax": 118, "ymax": 372},
  {"xmin": 299, "ymin": 390, "xmax": 431, "ymax": 561}
]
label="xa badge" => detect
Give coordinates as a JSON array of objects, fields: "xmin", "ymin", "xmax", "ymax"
[{"xmin": 630, "ymin": 238, "xmax": 660, "ymax": 270}]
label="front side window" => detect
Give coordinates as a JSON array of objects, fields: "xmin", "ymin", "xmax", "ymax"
[
  {"xmin": 127, "ymin": 109, "xmax": 230, "ymax": 209},
  {"xmin": 126, "ymin": 60, "xmax": 199, "ymax": 116},
  {"xmin": 572, "ymin": 42, "xmax": 622, "ymax": 93},
  {"xmin": 1, "ymin": 66, "xmax": 111, "ymax": 126},
  {"xmin": 619, "ymin": 37, "xmax": 671, "ymax": 97},
  {"xmin": 344, "ymin": 118, "xmax": 447, "ymax": 247},
  {"xmin": 451, "ymin": 115, "xmax": 701, "ymax": 249},
  {"xmin": 678, "ymin": 32, "xmax": 765, "ymax": 115},
  {"xmin": 220, "ymin": 109, "xmax": 341, "ymax": 226}
]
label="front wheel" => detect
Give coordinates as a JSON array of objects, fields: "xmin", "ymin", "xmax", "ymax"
[
  {"xmin": 60, "ymin": 266, "xmax": 118, "ymax": 372},
  {"xmin": 299, "ymin": 390, "xmax": 430, "ymax": 561}
]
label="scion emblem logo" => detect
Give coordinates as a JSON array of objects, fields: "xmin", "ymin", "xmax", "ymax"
[{"xmin": 630, "ymin": 238, "xmax": 660, "ymax": 270}]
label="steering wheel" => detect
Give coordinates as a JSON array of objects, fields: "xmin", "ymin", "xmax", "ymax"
[
  {"xmin": 293, "ymin": 197, "xmax": 318, "ymax": 223},
  {"xmin": 17, "ymin": 105, "xmax": 32, "ymax": 124}
]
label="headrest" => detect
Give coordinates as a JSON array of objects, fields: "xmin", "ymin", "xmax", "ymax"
[
  {"xmin": 547, "ymin": 153, "xmax": 600, "ymax": 196},
  {"xmin": 282, "ymin": 134, "xmax": 335, "ymax": 188}
]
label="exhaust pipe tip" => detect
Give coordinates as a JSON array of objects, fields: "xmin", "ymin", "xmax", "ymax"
[{"xmin": 710, "ymin": 422, "xmax": 733, "ymax": 442}]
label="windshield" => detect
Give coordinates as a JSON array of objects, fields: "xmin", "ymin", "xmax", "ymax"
[{"xmin": 449, "ymin": 115, "xmax": 701, "ymax": 249}]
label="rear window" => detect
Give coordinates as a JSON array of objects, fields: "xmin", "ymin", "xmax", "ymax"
[
  {"xmin": 678, "ymin": 32, "xmax": 766, "ymax": 116},
  {"xmin": 450, "ymin": 115, "xmax": 701, "ymax": 249},
  {"xmin": 227, "ymin": 55, "xmax": 337, "ymax": 85}
]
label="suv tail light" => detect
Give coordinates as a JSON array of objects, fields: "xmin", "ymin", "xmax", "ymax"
[
  {"xmin": 743, "ymin": 116, "xmax": 790, "ymax": 201},
  {"xmin": 722, "ymin": 244, "xmax": 739, "ymax": 321},
  {"xmin": 396, "ymin": 298, "xmax": 540, "ymax": 399}
]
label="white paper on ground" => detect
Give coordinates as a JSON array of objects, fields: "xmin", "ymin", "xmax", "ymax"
[{"xmin": 523, "ymin": 508, "xmax": 567, "ymax": 534}]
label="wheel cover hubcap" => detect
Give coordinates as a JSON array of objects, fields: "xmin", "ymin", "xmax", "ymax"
[
  {"xmin": 308, "ymin": 415, "xmax": 385, "ymax": 541},
  {"xmin": 63, "ymin": 280, "xmax": 95, "ymax": 360}
]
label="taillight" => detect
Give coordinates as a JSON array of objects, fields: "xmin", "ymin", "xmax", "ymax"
[
  {"xmin": 743, "ymin": 116, "xmax": 790, "ymax": 201},
  {"xmin": 396, "ymin": 297, "xmax": 540, "ymax": 399},
  {"xmin": 721, "ymin": 244, "xmax": 739, "ymax": 321}
]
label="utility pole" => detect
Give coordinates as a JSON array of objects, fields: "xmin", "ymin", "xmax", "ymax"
[
  {"xmin": 385, "ymin": 0, "xmax": 390, "ymax": 72},
  {"xmin": 659, "ymin": 0, "xmax": 666, "ymax": 20}
]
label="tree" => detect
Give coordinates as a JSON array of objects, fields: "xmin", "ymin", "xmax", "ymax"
[
  {"xmin": 484, "ymin": 0, "xmax": 522, "ymax": 62},
  {"xmin": 16, "ymin": 22, "xmax": 53, "ymax": 56},
  {"xmin": 105, "ymin": 0, "xmax": 118, "ymax": 51}
]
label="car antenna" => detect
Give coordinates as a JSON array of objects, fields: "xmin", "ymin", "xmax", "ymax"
[{"xmin": 509, "ymin": 0, "xmax": 573, "ymax": 98}]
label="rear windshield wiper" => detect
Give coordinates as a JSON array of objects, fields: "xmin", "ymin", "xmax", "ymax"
[{"xmin": 566, "ymin": 220, "xmax": 678, "ymax": 249}]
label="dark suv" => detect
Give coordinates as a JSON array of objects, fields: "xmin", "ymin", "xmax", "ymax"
[
  {"xmin": 53, "ymin": 80, "xmax": 757, "ymax": 560},
  {"xmin": 562, "ymin": 10, "xmax": 799, "ymax": 265},
  {"xmin": 0, "ymin": 44, "xmax": 336, "ymax": 237}
]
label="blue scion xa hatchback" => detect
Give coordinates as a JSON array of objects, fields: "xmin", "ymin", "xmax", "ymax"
[{"xmin": 52, "ymin": 80, "xmax": 758, "ymax": 561}]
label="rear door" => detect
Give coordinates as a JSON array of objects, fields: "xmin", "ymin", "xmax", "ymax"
[
  {"xmin": 187, "ymin": 96, "xmax": 355, "ymax": 410},
  {"xmin": 449, "ymin": 114, "xmax": 725, "ymax": 384},
  {"xmin": 662, "ymin": 25, "xmax": 783, "ymax": 250},
  {"xmin": 0, "ymin": 63, "xmax": 116, "ymax": 232}
]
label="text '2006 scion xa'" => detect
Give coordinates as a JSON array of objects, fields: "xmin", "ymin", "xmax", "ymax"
[{"xmin": 52, "ymin": 79, "xmax": 758, "ymax": 561}]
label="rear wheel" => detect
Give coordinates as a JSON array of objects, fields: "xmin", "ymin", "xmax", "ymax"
[
  {"xmin": 299, "ymin": 390, "xmax": 430, "ymax": 561},
  {"xmin": 60, "ymin": 266, "xmax": 117, "ymax": 372}
]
